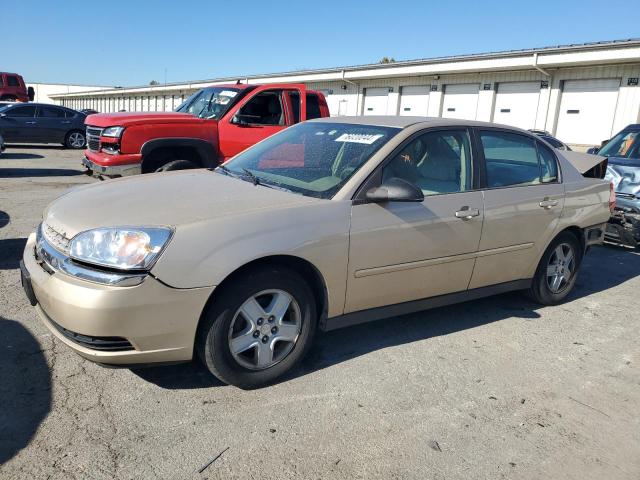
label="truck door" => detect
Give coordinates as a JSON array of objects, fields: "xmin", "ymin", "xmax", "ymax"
[{"xmin": 217, "ymin": 84, "xmax": 306, "ymax": 160}]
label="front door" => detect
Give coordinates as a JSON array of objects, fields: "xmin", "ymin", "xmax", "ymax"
[
  {"xmin": 0, "ymin": 105, "xmax": 37, "ymax": 142},
  {"xmin": 469, "ymin": 129, "xmax": 565, "ymax": 289},
  {"xmin": 218, "ymin": 85, "xmax": 306, "ymax": 160},
  {"xmin": 346, "ymin": 128, "xmax": 484, "ymax": 313}
]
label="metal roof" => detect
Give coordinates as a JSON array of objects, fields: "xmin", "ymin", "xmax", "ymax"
[{"xmin": 51, "ymin": 38, "xmax": 640, "ymax": 97}]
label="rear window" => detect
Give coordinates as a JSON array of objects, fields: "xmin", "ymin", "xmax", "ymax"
[{"xmin": 7, "ymin": 76, "xmax": 20, "ymax": 87}]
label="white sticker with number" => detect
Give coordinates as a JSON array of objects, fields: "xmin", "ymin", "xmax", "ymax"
[{"xmin": 334, "ymin": 133, "xmax": 384, "ymax": 144}]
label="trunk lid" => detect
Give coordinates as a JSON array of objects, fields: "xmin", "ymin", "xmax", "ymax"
[{"xmin": 560, "ymin": 150, "xmax": 608, "ymax": 179}]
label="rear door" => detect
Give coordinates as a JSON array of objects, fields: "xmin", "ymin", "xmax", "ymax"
[
  {"xmin": 0, "ymin": 105, "xmax": 37, "ymax": 142},
  {"xmin": 469, "ymin": 128, "xmax": 564, "ymax": 289},
  {"xmin": 346, "ymin": 127, "xmax": 483, "ymax": 313},
  {"xmin": 36, "ymin": 105, "xmax": 70, "ymax": 142},
  {"xmin": 218, "ymin": 84, "xmax": 306, "ymax": 160}
]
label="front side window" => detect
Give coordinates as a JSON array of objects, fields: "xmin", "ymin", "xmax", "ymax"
[
  {"xmin": 174, "ymin": 87, "xmax": 241, "ymax": 119},
  {"xmin": 383, "ymin": 130, "xmax": 472, "ymax": 196},
  {"xmin": 481, "ymin": 131, "xmax": 556, "ymax": 187},
  {"xmin": 236, "ymin": 91, "xmax": 284, "ymax": 126},
  {"xmin": 221, "ymin": 122, "xmax": 399, "ymax": 199},
  {"xmin": 6, "ymin": 105, "xmax": 36, "ymax": 117},
  {"xmin": 598, "ymin": 130, "xmax": 640, "ymax": 160}
]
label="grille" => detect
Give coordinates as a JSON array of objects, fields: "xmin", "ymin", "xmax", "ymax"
[
  {"xmin": 86, "ymin": 126, "xmax": 102, "ymax": 152},
  {"xmin": 41, "ymin": 222, "xmax": 71, "ymax": 254},
  {"xmin": 49, "ymin": 319, "xmax": 134, "ymax": 352}
]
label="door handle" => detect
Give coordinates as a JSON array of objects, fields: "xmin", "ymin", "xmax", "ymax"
[
  {"xmin": 539, "ymin": 198, "xmax": 559, "ymax": 209},
  {"xmin": 25, "ymin": 121, "xmax": 36, "ymax": 125},
  {"xmin": 61, "ymin": 121, "xmax": 71, "ymax": 124},
  {"xmin": 455, "ymin": 207, "xmax": 480, "ymax": 220}
]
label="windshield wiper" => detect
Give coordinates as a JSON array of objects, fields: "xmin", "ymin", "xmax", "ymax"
[{"xmin": 242, "ymin": 168, "xmax": 261, "ymax": 186}]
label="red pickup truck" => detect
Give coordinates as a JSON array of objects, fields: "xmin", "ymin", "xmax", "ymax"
[
  {"xmin": 82, "ymin": 83, "xmax": 329, "ymax": 177},
  {"xmin": 0, "ymin": 72, "xmax": 33, "ymax": 102}
]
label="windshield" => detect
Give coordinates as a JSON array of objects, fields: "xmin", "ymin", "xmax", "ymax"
[
  {"xmin": 175, "ymin": 87, "xmax": 241, "ymax": 119},
  {"xmin": 599, "ymin": 130, "xmax": 640, "ymax": 160},
  {"xmin": 221, "ymin": 122, "xmax": 400, "ymax": 199}
]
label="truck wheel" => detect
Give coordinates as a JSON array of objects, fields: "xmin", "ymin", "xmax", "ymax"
[
  {"xmin": 154, "ymin": 160, "xmax": 198, "ymax": 172},
  {"xmin": 65, "ymin": 130, "xmax": 86, "ymax": 149},
  {"xmin": 196, "ymin": 266, "xmax": 317, "ymax": 389},
  {"xmin": 528, "ymin": 232, "xmax": 582, "ymax": 305}
]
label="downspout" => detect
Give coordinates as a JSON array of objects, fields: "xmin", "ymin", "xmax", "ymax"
[
  {"xmin": 342, "ymin": 70, "xmax": 360, "ymax": 115},
  {"xmin": 532, "ymin": 53, "xmax": 551, "ymax": 76}
]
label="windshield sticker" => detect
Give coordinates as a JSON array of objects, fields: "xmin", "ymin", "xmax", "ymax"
[
  {"xmin": 335, "ymin": 133, "xmax": 384, "ymax": 144},
  {"xmin": 220, "ymin": 90, "xmax": 238, "ymax": 97}
]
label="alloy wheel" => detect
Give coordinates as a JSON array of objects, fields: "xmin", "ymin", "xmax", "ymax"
[
  {"xmin": 228, "ymin": 289, "xmax": 301, "ymax": 370},
  {"xmin": 546, "ymin": 242, "xmax": 576, "ymax": 294},
  {"xmin": 69, "ymin": 132, "xmax": 85, "ymax": 148}
]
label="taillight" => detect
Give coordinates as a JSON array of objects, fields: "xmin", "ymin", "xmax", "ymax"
[{"xmin": 609, "ymin": 181, "xmax": 616, "ymax": 213}]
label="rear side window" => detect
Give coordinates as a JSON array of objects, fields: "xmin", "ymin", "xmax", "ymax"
[
  {"xmin": 289, "ymin": 92, "xmax": 322, "ymax": 123},
  {"xmin": 64, "ymin": 109, "xmax": 77, "ymax": 118},
  {"xmin": 38, "ymin": 106, "xmax": 66, "ymax": 118},
  {"xmin": 7, "ymin": 76, "xmax": 20, "ymax": 87},
  {"xmin": 537, "ymin": 143, "xmax": 559, "ymax": 183},
  {"xmin": 7, "ymin": 105, "xmax": 36, "ymax": 117},
  {"xmin": 481, "ymin": 131, "xmax": 551, "ymax": 187}
]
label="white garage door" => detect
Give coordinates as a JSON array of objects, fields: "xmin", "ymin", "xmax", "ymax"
[
  {"xmin": 399, "ymin": 85, "xmax": 429, "ymax": 116},
  {"xmin": 555, "ymin": 78, "xmax": 620, "ymax": 146},
  {"xmin": 442, "ymin": 84, "xmax": 479, "ymax": 120},
  {"xmin": 363, "ymin": 87, "xmax": 389, "ymax": 116},
  {"xmin": 493, "ymin": 82, "xmax": 540, "ymax": 130}
]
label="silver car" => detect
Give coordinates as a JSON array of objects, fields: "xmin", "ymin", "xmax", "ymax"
[{"xmin": 21, "ymin": 117, "xmax": 612, "ymax": 388}]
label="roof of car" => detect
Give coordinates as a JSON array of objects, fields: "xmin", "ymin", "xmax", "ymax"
[{"xmin": 309, "ymin": 115, "xmax": 529, "ymax": 131}]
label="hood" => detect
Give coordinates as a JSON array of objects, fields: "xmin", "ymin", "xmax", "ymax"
[
  {"xmin": 85, "ymin": 112, "xmax": 208, "ymax": 128},
  {"xmin": 43, "ymin": 170, "xmax": 318, "ymax": 238},
  {"xmin": 560, "ymin": 150, "xmax": 608, "ymax": 175},
  {"xmin": 606, "ymin": 162, "xmax": 640, "ymax": 199}
]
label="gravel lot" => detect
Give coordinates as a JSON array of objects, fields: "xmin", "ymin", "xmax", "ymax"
[{"xmin": 1, "ymin": 145, "xmax": 639, "ymax": 480}]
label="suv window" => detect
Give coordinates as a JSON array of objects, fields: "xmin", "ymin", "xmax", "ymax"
[
  {"xmin": 481, "ymin": 131, "xmax": 553, "ymax": 187},
  {"xmin": 38, "ymin": 106, "xmax": 66, "ymax": 118},
  {"xmin": 7, "ymin": 76, "xmax": 20, "ymax": 87},
  {"xmin": 237, "ymin": 91, "xmax": 284, "ymax": 126},
  {"xmin": 7, "ymin": 105, "xmax": 36, "ymax": 117},
  {"xmin": 383, "ymin": 129, "xmax": 472, "ymax": 196}
]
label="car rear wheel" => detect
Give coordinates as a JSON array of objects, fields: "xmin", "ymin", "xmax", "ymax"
[
  {"xmin": 196, "ymin": 266, "xmax": 317, "ymax": 389},
  {"xmin": 154, "ymin": 159, "xmax": 198, "ymax": 172},
  {"xmin": 528, "ymin": 232, "xmax": 582, "ymax": 305},
  {"xmin": 65, "ymin": 130, "xmax": 86, "ymax": 149}
]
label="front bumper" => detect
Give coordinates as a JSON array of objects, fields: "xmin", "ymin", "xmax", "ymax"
[
  {"xmin": 22, "ymin": 233, "xmax": 214, "ymax": 365},
  {"xmin": 82, "ymin": 154, "xmax": 141, "ymax": 177},
  {"xmin": 605, "ymin": 210, "xmax": 640, "ymax": 248}
]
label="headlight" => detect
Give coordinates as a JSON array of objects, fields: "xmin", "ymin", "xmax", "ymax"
[
  {"xmin": 70, "ymin": 227, "xmax": 172, "ymax": 270},
  {"xmin": 102, "ymin": 126, "xmax": 124, "ymax": 137}
]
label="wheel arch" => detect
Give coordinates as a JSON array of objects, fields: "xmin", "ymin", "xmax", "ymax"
[
  {"xmin": 140, "ymin": 138, "xmax": 219, "ymax": 172},
  {"xmin": 196, "ymin": 254, "xmax": 329, "ymax": 335}
]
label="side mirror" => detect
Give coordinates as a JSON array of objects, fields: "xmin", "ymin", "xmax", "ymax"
[
  {"xmin": 366, "ymin": 177, "xmax": 424, "ymax": 203},
  {"xmin": 27, "ymin": 86, "xmax": 35, "ymax": 102},
  {"xmin": 232, "ymin": 113, "xmax": 259, "ymax": 126},
  {"xmin": 586, "ymin": 146, "xmax": 599, "ymax": 155}
]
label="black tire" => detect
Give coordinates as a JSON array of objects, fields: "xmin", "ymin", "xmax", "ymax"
[
  {"xmin": 154, "ymin": 159, "xmax": 198, "ymax": 172},
  {"xmin": 528, "ymin": 231, "xmax": 582, "ymax": 305},
  {"xmin": 196, "ymin": 266, "xmax": 317, "ymax": 389},
  {"xmin": 65, "ymin": 130, "xmax": 86, "ymax": 149}
]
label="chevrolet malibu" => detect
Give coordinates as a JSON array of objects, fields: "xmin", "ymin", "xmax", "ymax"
[{"xmin": 21, "ymin": 117, "xmax": 613, "ymax": 388}]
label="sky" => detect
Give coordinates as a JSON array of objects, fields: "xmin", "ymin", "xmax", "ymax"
[{"xmin": 2, "ymin": 0, "xmax": 639, "ymax": 87}]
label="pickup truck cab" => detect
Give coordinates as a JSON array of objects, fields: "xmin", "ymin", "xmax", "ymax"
[
  {"xmin": 0, "ymin": 72, "xmax": 32, "ymax": 102},
  {"xmin": 82, "ymin": 83, "xmax": 329, "ymax": 177}
]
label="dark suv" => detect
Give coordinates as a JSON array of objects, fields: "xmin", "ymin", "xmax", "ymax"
[{"xmin": 0, "ymin": 103, "xmax": 87, "ymax": 148}]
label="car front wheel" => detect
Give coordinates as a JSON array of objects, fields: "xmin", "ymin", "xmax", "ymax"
[
  {"xmin": 528, "ymin": 232, "xmax": 582, "ymax": 305},
  {"xmin": 196, "ymin": 266, "xmax": 317, "ymax": 388}
]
